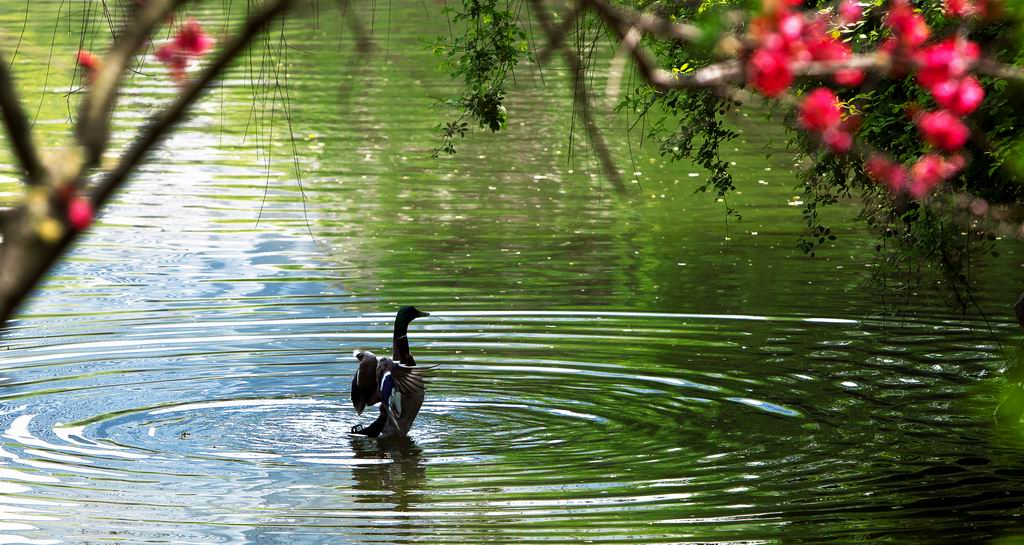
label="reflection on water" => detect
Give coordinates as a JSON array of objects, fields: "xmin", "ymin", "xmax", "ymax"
[
  {"xmin": 0, "ymin": 1, "xmax": 1023, "ymax": 544},
  {"xmin": 351, "ymin": 436, "xmax": 425, "ymax": 510}
]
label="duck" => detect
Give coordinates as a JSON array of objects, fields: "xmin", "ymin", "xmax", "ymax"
[{"xmin": 350, "ymin": 306, "xmax": 430, "ymax": 439}]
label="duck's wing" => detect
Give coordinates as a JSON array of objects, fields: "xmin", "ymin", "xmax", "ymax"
[
  {"xmin": 351, "ymin": 350, "xmax": 379, "ymax": 415},
  {"xmin": 376, "ymin": 356, "xmax": 432, "ymax": 398},
  {"xmin": 387, "ymin": 362, "xmax": 434, "ymax": 397}
]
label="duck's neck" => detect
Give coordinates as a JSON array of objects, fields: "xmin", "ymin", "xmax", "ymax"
[
  {"xmin": 392, "ymin": 319, "xmax": 412, "ymax": 361},
  {"xmin": 393, "ymin": 335, "xmax": 415, "ymax": 365}
]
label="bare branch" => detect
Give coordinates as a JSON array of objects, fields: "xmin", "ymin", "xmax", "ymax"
[
  {"xmin": 605, "ymin": 26, "xmax": 641, "ymax": 103},
  {"xmin": 0, "ymin": 51, "xmax": 43, "ymax": 183},
  {"xmin": 338, "ymin": 0, "xmax": 374, "ymax": 54},
  {"xmin": 976, "ymin": 58, "xmax": 1024, "ymax": 81},
  {"xmin": 535, "ymin": 2, "xmax": 582, "ymax": 65},
  {"xmin": 792, "ymin": 55, "xmax": 892, "ymax": 77},
  {"xmin": 582, "ymin": 0, "xmax": 703, "ymax": 44},
  {"xmin": 529, "ymin": 0, "xmax": 626, "ymax": 194}
]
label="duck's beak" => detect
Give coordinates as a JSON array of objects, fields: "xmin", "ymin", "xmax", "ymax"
[{"xmin": 419, "ymin": 311, "xmax": 431, "ymax": 318}]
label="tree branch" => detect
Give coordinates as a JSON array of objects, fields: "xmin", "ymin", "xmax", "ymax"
[
  {"xmin": 582, "ymin": 0, "xmax": 703, "ymax": 45},
  {"xmin": 95, "ymin": 0, "xmax": 295, "ymax": 208},
  {"xmin": 76, "ymin": 0, "xmax": 185, "ymax": 166},
  {"xmin": 0, "ymin": 0, "xmax": 297, "ymax": 329},
  {"xmin": 0, "ymin": 51, "xmax": 43, "ymax": 184},
  {"xmin": 529, "ymin": 0, "xmax": 626, "ymax": 194}
]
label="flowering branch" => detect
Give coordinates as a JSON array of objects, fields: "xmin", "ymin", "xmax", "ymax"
[
  {"xmin": 0, "ymin": 0, "xmax": 298, "ymax": 329},
  {"xmin": 533, "ymin": 0, "xmax": 1024, "ymax": 206},
  {"xmin": 96, "ymin": 0, "xmax": 295, "ymax": 208},
  {"xmin": 77, "ymin": 0, "xmax": 185, "ymax": 167}
]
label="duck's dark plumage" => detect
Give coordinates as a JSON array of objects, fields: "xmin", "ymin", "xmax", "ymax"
[
  {"xmin": 350, "ymin": 306, "xmax": 430, "ymax": 439},
  {"xmin": 351, "ymin": 350, "xmax": 380, "ymax": 416}
]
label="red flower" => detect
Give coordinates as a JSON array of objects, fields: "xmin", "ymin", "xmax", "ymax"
[
  {"xmin": 155, "ymin": 18, "xmax": 214, "ymax": 83},
  {"xmin": 174, "ymin": 18, "xmax": 214, "ymax": 56},
  {"xmin": 808, "ymin": 35, "xmax": 847, "ymax": 62},
  {"xmin": 807, "ymin": 37, "xmax": 864, "ymax": 87},
  {"xmin": 916, "ymin": 38, "xmax": 980, "ymax": 89},
  {"xmin": 799, "ymin": 88, "xmax": 842, "ymax": 132},
  {"xmin": 908, "ymin": 153, "xmax": 964, "ymax": 197},
  {"xmin": 155, "ymin": 43, "xmax": 181, "ymax": 65},
  {"xmin": 932, "ymin": 75, "xmax": 985, "ymax": 115},
  {"xmin": 77, "ymin": 50, "xmax": 101, "ymax": 82},
  {"xmin": 778, "ymin": 13, "xmax": 804, "ymax": 42},
  {"xmin": 886, "ymin": 0, "xmax": 931, "ymax": 48},
  {"xmin": 748, "ymin": 48, "xmax": 793, "ymax": 96},
  {"xmin": 916, "ymin": 110, "xmax": 970, "ymax": 151},
  {"xmin": 156, "ymin": 43, "xmax": 187, "ymax": 83},
  {"xmin": 835, "ymin": 68, "xmax": 865, "ymax": 87},
  {"xmin": 67, "ymin": 196, "xmax": 94, "ymax": 230}
]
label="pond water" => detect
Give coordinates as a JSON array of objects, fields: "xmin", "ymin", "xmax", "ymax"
[{"xmin": 1, "ymin": 2, "xmax": 1024, "ymax": 544}]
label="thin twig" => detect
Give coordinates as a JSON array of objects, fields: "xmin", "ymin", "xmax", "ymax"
[{"xmin": 338, "ymin": 0, "xmax": 373, "ymax": 53}]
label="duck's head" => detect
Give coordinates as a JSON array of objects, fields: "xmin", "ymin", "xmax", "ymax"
[{"xmin": 397, "ymin": 306, "xmax": 430, "ymax": 324}]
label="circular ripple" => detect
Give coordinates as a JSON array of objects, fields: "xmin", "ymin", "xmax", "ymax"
[{"xmin": 2, "ymin": 309, "xmax": 1022, "ymax": 544}]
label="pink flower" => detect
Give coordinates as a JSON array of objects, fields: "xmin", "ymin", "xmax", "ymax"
[
  {"xmin": 840, "ymin": 0, "xmax": 863, "ymax": 23},
  {"xmin": 835, "ymin": 68, "xmax": 865, "ymax": 87},
  {"xmin": 807, "ymin": 37, "xmax": 864, "ymax": 87},
  {"xmin": 886, "ymin": 0, "xmax": 931, "ymax": 48},
  {"xmin": 809, "ymin": 36, "xmax": 847, "ymax": 62},
  {"xmin": 67, "ymin": 196, "xmax": 94, "ymax": 230},
  {"xmin": 799, "ymin": 88, "xmax": 842, "ymax": 132},
  {"xmin": 866, "ymin": 154, "xmax": 909, "ymax": 193},
  {"xmin": 908, "ymin": 153, "xmax": 964, "ymax": 197},
  {"xmin": 823, "ymin": 128, "xmax": 853, "ymax": 152},
  {"xmin": 749, "ymin": 48, "xmax": 793, "ymax": 96},
  {"xmin": 932, "ymin": 75, "xmax": 984, "ymax": 115},
  {"xmin": 174, "ymin": 18, "xmax": 214, "ymax": 56},
  {"xmin": 156, "ymin": 43, "xmax": 187, "ymax": 83},
  {"xmin": 929, "ymin": 79, "xmax": 959, "ymax": 107},
  {"xmin": 916, "ymin": 110, "xmax": 970, "ymax": 151},
  {"xmin": 77, "ymin": 50, "xmax": 100, "ymax": 83},
  {"xmin": 778, "ymin": 13, "xmax": 805, "ymax": 42},
  {"xmin": 909, "ymin": 154, "xmax": 945, "ymax": 196},
  {"xmin": 155, "ymin": 18, "xmax": 214, "ymax": 83}
]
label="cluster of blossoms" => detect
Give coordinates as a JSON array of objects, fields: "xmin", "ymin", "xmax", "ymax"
[
  {"xmin": 66, "ymin": 18, "xmax": 211, "ymax": 236},
  {"xmin": 797, "ymin": 88, "xmax": 853, "ymax": 152},
  {"xmin": 747, "ymin": 0, "xmax": 865, "ymax": 96},
  {"xmin": 77, "ymin": 18, "xmax": 213, "ymax": 89},
  {"xmin": 155, "ymin": 18, "xmax": 215, "ymax": 83},
  {"xmin": 745, "ymin": 0, "xmax": 988, "ymax": 199}
]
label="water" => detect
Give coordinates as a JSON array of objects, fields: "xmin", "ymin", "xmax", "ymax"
[{"xmin": 1, "ymin": 2, "xmax": 1024, "ymax": 544}]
